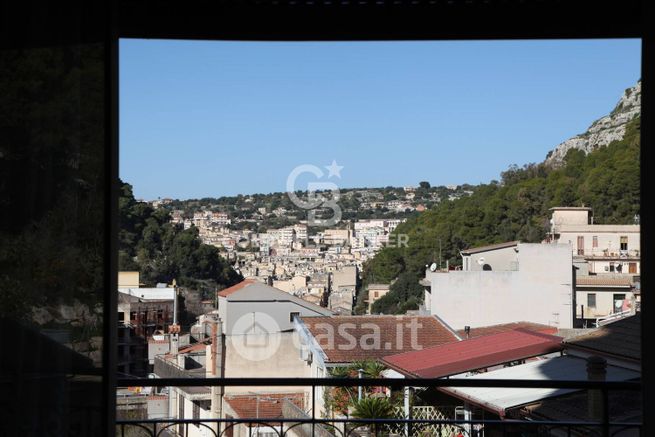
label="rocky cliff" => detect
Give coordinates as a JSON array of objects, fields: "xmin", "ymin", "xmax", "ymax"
[{"xmin": 545, "ymin": 80, "xmax": 641, "ymax": 166}]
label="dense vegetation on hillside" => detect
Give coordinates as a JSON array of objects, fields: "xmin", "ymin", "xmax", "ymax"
[
  {"xmin": 362, "ymin": 117, "xmax": 640, "ymax": 314},
  {"xmin": 119, "ymin": 180, "xmax": 242, "ymax": 293}
]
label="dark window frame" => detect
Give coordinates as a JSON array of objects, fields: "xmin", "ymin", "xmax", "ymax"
[
  {"xmin": 107, "ymin": 18, "xmax": 650, "ymax": 436},
  {"xmin": 108, "ymin": 7, "xmax": 652, "ymax": 433},
  {"xmin": 0, "ymin": 2, "xmax": 642, "ymax": 436}
]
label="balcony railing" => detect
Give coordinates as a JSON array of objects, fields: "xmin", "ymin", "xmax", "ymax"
[{"xmin": 116, "ymin": 377, "xmax": 642, "ymax": 437}]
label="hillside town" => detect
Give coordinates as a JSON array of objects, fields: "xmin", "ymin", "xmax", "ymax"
[
  {"xmin": 113, "ymin": 80, "xmax": 643, "ymax": 436},
  {"xmin": 117, "ymin": 205, "xmax": 641, "ymax": 436}
]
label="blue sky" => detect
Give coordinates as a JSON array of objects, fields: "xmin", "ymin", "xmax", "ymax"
[{"xmin": 120, "ymin": 39, "xmax": 640, "ymax": 200}]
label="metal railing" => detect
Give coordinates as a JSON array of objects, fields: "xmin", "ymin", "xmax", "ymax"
[
  {"xmin": 595, "ymin": 309, "xmax": 636, "ymax": 327},
  {"xmin": 116, "ymin": 377, "xmax": 642, "ymax": 437}
]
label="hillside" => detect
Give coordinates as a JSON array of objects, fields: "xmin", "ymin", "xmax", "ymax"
[
  {"xmin": 363, "ymin": 114, "xmax": 640, "ymax": 314},
  {"xmin": 119, "ymin": 180, "xmax": 243, "ymax": 294},
  {"xmin": 545, "ymin": 80, "xmax": 640, "ymax": 166},
  {"xmin": 153, "ymin": 184, "xmax": 475, "ymax": 232}
]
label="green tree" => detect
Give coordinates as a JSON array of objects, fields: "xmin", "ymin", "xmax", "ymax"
[{"xmin": 363, "ymin": 116, "xmax": 640, "ymax": 314}]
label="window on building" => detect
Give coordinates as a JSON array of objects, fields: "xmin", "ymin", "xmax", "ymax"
[
  {"xmin": 613, "ymin": 294, "xmax": 626, "ymax": 313},
  {"xmin": 374, "ymin": 291, "xmax": 379, "ymax": 298},
  {"xmin": 577, "ymin": 236, "xmax": 584, "ymax": 255},
  {"xmin": 593, "ymin": 236, "xmax": 598, "ymax": 248},
  {"xmin": 587, "ymin": 293, "xmax": 597, "ymax": 308},
  {"xmin": 620, "ymin": 236, "xmax": 628, "ymax": 250},
  {"xmin": 629, "ymin": 262, "xmax": 637, "ymax": 273},
  {"xmin": 610, "ymin": 262, "xmax": 615, "ymax": 272},
  {"xmin": 289, "ymin": 312, "xmax": 300, "ymax": 323}
]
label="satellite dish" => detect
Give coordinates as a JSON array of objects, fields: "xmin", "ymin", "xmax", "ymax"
[
  {"xmin": 429, "ymin": 263, "xmax": 438, "ymax": 272},
  {"xmin": 477, "ymin": 257, "xmax": 486, "ymax": 265}
]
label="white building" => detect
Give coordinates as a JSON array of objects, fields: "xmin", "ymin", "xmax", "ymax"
[{"xmin": 427, "ymin": 242, "xmax": 574, "ymax": 330}]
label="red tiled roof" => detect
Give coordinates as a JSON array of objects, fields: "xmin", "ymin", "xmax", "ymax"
[
  {"xmin": 224, "ymin": 393, "xmax": 304, "ymax": 419},
  {"xmin": 457, "ymin": 322, "xmax": 558, "ymax": 339},
  {"xmin": 217, "ymin": 279, "xmax": 257, "ymax": 297},
  {"xmin": 382, "ymin": 328, "xmax": 563, "ymax": 378},
  {"xmin": 177, "ymin": 341, "xmax": 210, "ymax": 354},
  {"xmin": 576, "ymin": 276, "xmax": 633, "ymax": 287},
  {"xmin": 301, "ymin": 316, "xmax": 458, "ymax": 363}
]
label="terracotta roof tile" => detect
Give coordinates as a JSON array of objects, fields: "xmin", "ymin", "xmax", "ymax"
[
  {"xmin": 565, "ymin": 314, "xmax": 640, "ymax": 361},
  {"xmin": 217, "ymin": 279, "xmax": 258, "ymax": 297},
  {"xmin": 575, "ymin": 276, "xmax": 633, "ymax": 287},
  {"xmin": 458, "ymin": 322, "xmax": 558, "ymax": 339},
  {"xmin": 224, "ymin": 393, "xmax": 305, "ymax": 419},
  {"xmin": 177, "ymin": 340, "xmax": 210, "ymax": 354},
  {"xmin": 301, "ymin": 316, "xmax": 458, "ymax": 363}
]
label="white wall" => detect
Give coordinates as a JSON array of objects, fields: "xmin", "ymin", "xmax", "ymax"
[
  {"xmin": 430, "ymin": 243, "xmax": 573, "ymax": 330},
  {"xmin": 462, "ymin": 246, "xmax": 518, "ymax": 271}
]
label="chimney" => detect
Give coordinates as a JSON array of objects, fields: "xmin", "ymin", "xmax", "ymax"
[
  {"xmin": 587, "ymin": 355, "xmax": 607, "ymax": 422},
  {"xmin": 464, "ymin": 326, "xmax": 471, "ymax": 339}
]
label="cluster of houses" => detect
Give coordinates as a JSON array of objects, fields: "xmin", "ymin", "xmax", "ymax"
[
  {"xmin": 117, "ymin": 206, "xmax": 641, "ymax": 436},
  {"xmin": 169, "ymin": 211, "xmax": 407, "ymax": 314}
]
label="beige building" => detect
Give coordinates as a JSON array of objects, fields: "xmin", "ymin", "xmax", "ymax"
[
  {"xmin": 575, "ymin": 275, "xmax": 637, "ymax": 322},
  {"xmin": 548, "ymin": 207, "xmax": 640, "ymax": 326},
  {"xmin": 548, "ymin": 207, "xmax": 640, "ymax": 275},
  {"xmin": 118, "ymin": 271, "xmax": 140, "ymax": 288},
  {"xmin": 323, "ymin": 229, "xmax": 349, "ymax": 246},
  {"xmin": 367, "ymin": 283, "xmax": 390, "ymax": 313}
]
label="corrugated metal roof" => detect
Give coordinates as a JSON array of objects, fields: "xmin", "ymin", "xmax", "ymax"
[
  {"xmin": 382, "ymin": 328, "xmax": 562, "ymax": 378},
  {"xmin": 440, "ymin": 356, "xmax": 639, "ymax": 416}
]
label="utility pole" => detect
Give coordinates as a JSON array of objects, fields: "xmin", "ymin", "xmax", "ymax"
[{"xmin": 438, "ymin": 238, "xmax": 442, "ymax": 270}]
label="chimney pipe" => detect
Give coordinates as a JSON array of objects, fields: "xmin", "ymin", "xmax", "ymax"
[
  {"xmin": 464, "ymin": 326, "xmax": 471, "ymax": 339},
  {"xmin": 587, "ymin": 355, "xmax": 607, "ymax": 422}
]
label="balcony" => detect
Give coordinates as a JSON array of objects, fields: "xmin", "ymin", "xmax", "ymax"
[{"xmin": 116, "ymin": 377, "xmax": 642, "ymax": 437}]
